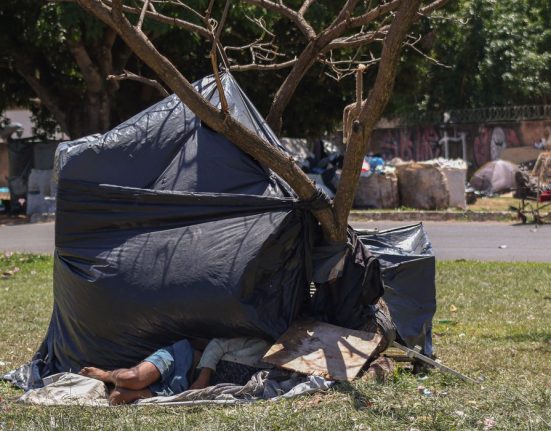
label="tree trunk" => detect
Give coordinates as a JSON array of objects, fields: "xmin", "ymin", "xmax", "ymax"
[
  {"xmin": 333, "ymin": 0, "xmax": 423, "ymax": 234},
  {"xmin": 13, "ymin": 55, "xmax": 71, "ymax": 136},
  {"xmin": 265, "ymin": 42, "xmax": 319, "ymax": 135}
]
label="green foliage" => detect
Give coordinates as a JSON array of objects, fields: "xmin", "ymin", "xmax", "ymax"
[
  {"xmin": 0, "ymin": 0, "xmax": 362, "ymax": 138},
  {"xmin": 0, "ymin": 1, "xmax": 209, "ymax": 137},
  {"xmin": 3, "ymin": 0, "xmax": 549, "ymax": 138},
  {"xmin": 388, "ymin": 0, "xmax": 551, "ymax": 119}
]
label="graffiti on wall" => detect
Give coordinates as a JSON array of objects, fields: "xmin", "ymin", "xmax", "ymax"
[
  {"xmin": 371, "ymin": 120, "xmax": 551, "ymax": 168},
  {"xmin": 472, "ymin": 126, "xmax": 521, "ymax": 165},
  {"xmin": 374, "ymin": 126, "xmax": 444, "ymax": 162}
]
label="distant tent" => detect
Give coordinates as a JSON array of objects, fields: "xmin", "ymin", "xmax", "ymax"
[{"xmin": 470, "ymin": 159, "xmax": 519, "ymax": 194}]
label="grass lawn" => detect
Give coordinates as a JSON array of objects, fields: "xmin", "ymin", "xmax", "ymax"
[
  {"xmin": 0, "ymin": 254, "xmax": 549, "ymax": 430},
  {"xmin": 352, "ymin": 195, "xmax": 519, "ymax": 213},
  {"xmin": 467, "ymin": 195, "xmax": 518, "ymax": 213}
]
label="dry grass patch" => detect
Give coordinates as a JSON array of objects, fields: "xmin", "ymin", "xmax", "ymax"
[{"xmin": 0, "ymin": 255, "xmax": 549, "ymax": 430}]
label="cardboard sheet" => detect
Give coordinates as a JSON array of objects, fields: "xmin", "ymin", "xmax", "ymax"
[{"xmin": 262, "ymin": 320, "xmax": 381, "ymax": 381}]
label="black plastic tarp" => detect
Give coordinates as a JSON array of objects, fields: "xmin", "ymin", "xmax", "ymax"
[
  {"xmin": 357, "ymin": 223, "xmax": 436, "ymax": 355},
  {"xmin": 53, "ymin": 75, "xmax": 290, "ymax": 197},
  {"xmin": 39, "ymin": 74, "xmax": 329, "ymax": 374},
  {"xmin": 9, "ymin": 73, "xmax": 434, "ymax": 385}
]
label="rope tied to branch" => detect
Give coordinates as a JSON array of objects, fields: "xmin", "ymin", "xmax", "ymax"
[{"xmin": 295, "ymin": 188, "xmax": 332, "ymax": 211}]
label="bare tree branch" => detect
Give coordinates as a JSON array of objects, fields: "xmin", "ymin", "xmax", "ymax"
[
  {"xmin": 325, "ymin": 30, "xmax": 385, "ymax": 51},
  {"xmin": 111, "ymin": 0, "xmax": 122, "ymax": 17},
  {"xmin": 418, "ymin": 0, "xmax": 452, "ymax": 17},
  {"xmin": 223, "ymin": 15, "xmax": 289, "ymax": 70},
  {"xmin": 152, "ymin": 0, "xmax": 205, "ymax": 22},
  {"xmin": 265, "ymin": 0, "xmax": 449, "ymax": 133},
  {"xmin": 107, "ymin": 70, "xmax": 170, "ymax": 97},
  {"xmin": 342, "ymin": 64, "xmax": 368, "ymax": 144},
  {"xmin": 321, "ymin": 50, "xmax": 378, "ymax": 81},
  {"xmin": 229, "ymin": 58, "xmax": 297, "ymax": 72},
  {"xmin": 100, "ymin": 0, "xmax": 211, "ymax": 39},
  {"xmin": 298, "ymin": 0, "xmax": 315, "ymax": 17},
  {"xmin": 405, "ymin": 35, "xmax": 451, "ymax": 69},
  {"xmin": 205, "ymin": 0, "xmax": 216, "ymax": 19},
  {"xmin": 206, "ymin": 0, "xmax": 231, "ymax": 113},
  {"xmin": 137, "ymin": 0, "xmax": 150, "ymax": 30},
  {"xmin": 215, "ymin": 0, "xmax": 231, "ymax": 40},
  {"xmin": 264, "ymin": 0, "xmax": 362, "ymax": 132},
  {"xmin": 241, "ymin": 0, "xmax": 316, "ymax": 40},
  {"xmin": 348, "ymin": 0, "xmax": 401, "ymax": 28},
  {"xmin": 75, "ymin": 0, "xmax": 340, "ymax": 242},
  {"xmin": 326, "ymin": 0, "xmax": 361, "ymax": 32}
]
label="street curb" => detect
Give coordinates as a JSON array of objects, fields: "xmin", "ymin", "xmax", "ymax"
[{"xmin": 349, "ymin": 210, "xmax": 515, "ymax": 222}]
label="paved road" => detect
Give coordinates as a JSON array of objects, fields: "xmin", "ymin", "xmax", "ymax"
[
  {"xmin": 0, "ymin": 220, "xmax": 550, "ymax": 262},
  {"xmin": 353, "ymin": 220, "xmax": 551, "ymax": 262},
  {"xmin": 0, "ymin": 222, "xmax": 55, "ymax": 255}
]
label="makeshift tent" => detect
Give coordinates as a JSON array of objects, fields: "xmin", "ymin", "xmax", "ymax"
[
  {"xmin": 12, "ymin": 74, "xmax": 385, "ymax": 381},
  {"xmin": 470, "ymin": 160, "xmax": 518, "ymax": 194},
  {"xmin": 5, "ymin": 74, "xmax": 436, "ymax": 389}
]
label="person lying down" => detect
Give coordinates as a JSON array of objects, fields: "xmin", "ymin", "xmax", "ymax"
[{"xmin": 79, "ymin": 337, "xmax": 269, "ymax": 405}]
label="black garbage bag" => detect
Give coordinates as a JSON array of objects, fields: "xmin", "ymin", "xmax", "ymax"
[
  {"xmin": 310, "ymin": 228, "xmax": 384, "ymax": 329},
  {"xmin": 357, "ymin": 223, "xmax": 436, "ymax": 355}
]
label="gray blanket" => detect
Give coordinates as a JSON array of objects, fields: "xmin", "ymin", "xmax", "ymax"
[{"xmin": 12, "ymin": 370, "xmax": 332, "ymax": 407}]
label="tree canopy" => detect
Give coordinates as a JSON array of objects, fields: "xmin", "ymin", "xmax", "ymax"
[
  {"xmin": 4, "ymin": 1, "xmax": 549, "ymax": 138},
  {"xmin": 0, "ymin": 0, "xmax": 213, "ymax": 138},
  {"xmin": 388, "ymin": 0, "xmax": 551, "ymax": 119},
  {"xmin": 0, "ymin": 0, "xmax": 443, "ymax": 139},
  {"xmin": 6, "ymin": 0, "xmax": 551, "ymax": 136}
]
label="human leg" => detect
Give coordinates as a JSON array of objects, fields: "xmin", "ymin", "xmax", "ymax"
[
  {"xmin": 80, "ymin": 361, "xmax": 161, "ymax": 390},
  {"xmin": 108, "ymin": 387, "xmax": 153, "ymax": 405}
]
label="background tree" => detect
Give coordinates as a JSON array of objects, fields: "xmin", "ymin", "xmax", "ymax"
[
  {"xmin": 387, "ymin": 0, "xmax": 551, "ymax": 119},
  {"xmin": 4, "ymin": 1, "xmax": 550, "ymax": 139},
  {"xmin": 0, "ymin": 0, "xmax": 217, "ymax": 138},
  {"xmin": 1, "ymin": 1, "xmax": 452, "ymax": 139}
]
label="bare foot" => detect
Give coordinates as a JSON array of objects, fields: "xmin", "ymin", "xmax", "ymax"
[
  {"xmin": 79, "ymin": 366, "xmax": 112, "ymax": 382},
  {"xmin": 109, "ymin": 387, "xmax": 152, "ymax": 405}
]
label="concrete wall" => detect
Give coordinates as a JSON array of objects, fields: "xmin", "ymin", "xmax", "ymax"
[{"xmin": 371, "ymin": 119, "xmax": 551, "ymax": 168}]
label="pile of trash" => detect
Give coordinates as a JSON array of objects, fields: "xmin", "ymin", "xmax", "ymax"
[
  {"xmin": 392, "ymin": 158, "xmax": 467, "ymax": 210},
  {"xmin": 281, "ymin": 137, "xmax": 343, "ymax": 199},
  {"xmin": 286, "ymin": 141, "xmax": 469, "ymax": 210}
]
